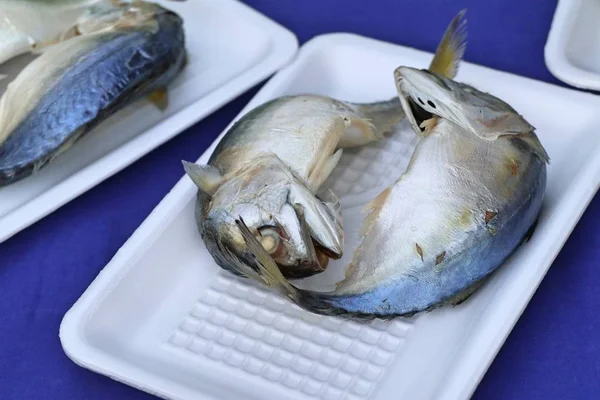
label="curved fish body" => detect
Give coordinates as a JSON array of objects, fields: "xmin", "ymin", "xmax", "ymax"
[
  {"xmin": 182, "ymin": 12, "xmax": 468, "ymax": 279},
  {"xmin": 0, "ymin": 2, "xmax": 186, "ymax": 185},
  {"xmin": 0, "ymin": 0, "xmax": 114, "ymax": 65},
  {"xmin": 229, "ymin": 64, "xmax": 549, "ymax": 319},
  {"xmin": 185, "ymin": 94, "xmax": 400, "ymax": 279}
]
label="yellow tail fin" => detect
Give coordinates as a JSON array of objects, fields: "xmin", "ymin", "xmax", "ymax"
[{"xmin": 429, "ymin": 9, "xmax": 468, "ymax": 79}]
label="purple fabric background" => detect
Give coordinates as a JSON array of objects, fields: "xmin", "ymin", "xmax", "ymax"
[{"xmin": 1, "ymin": 0, "xmax": 599, "ymax": 399}]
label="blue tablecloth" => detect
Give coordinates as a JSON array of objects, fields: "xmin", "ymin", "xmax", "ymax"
[{"xmin": 1, "ymin": 0, "xmax": 599, "ymax": 399}]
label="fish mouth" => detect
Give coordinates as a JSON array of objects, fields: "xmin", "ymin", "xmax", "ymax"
[
  {"xmin": 407, "ymin": 97, "xmax": 433, "ymax": 133},
  {"xmin": 253, "ymin": 204, "xmax": 333, "ymax": 279},
  {"xmin": 395, "ymin": 70, "xmax": 436, "ymax": 134},
  {"xmin": 278, "ymin": 204, "xmax": 333, "ymax": 279}
]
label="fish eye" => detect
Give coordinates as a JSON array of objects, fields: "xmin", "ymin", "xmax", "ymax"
[
  {"xmin": 427, "ymin": 100, "xmax": 437, "ymax": 109},
  {"xmin": 257, "ymin": 226, "xmax": 283, "ymax": 255},
  {"xmin": 417, "ymin": 98, "xmax": 425, "ymax": 105}
]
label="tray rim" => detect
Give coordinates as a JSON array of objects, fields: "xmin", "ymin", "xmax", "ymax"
[
  {"xmin": 0, "ymin": 0, "xmax": 299, "ymax": 244},
  {"xmin": 544, "ymin": 0, "xmax": 600, "ymax": 90},
  {"xmin": 60, "ymin": 32, "xmax": 600, "ymax": 400}
]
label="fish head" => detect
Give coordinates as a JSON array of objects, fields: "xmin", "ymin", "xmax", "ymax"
[
  {"xmin": 185, "ymin": 154, "xmax": 343, "ymax": 279},
  {"xmin": 394, "ymin": 66, "xmax": 534, "ymax": 139},
  {"xmin": 394, "ymin": 66, "xmax": 549, "ymax": 161}
]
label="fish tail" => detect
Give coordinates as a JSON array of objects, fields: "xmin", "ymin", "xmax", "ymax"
[
  {"xmin": 349, "ymin": 10, "xmax": 468, "ymax": 137},
  {"xmin": 428, "ymin": 9, "xmax": 467, "ymax": 79},
  {"xmin": 351, "ymin": 97, "xmax": 404, "ymax": 138},
  {"xmin": 234, "ymin": 218, "xmax": 344, "ymax": 316}
]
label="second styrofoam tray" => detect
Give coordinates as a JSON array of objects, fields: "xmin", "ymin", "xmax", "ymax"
[
  {"xmin": 61, "ymin": 33, "xmax": 600, "ymax": 400},
  {"xmin": 545, "ymin": 0, "xmax": 600, "ymax": 90},
  {"xmin": 0, "ymin": 0, "xmax": 297, "ymax": 243}
]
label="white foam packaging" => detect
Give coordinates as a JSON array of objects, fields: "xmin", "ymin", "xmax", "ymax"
[
  {"xmin": 0, "ymin": 0, "xmax": 297, "ymax": 243},
  {"xmin": 61, "ymin": 32, "xmax": 600, "ymax": 400},
  {"xmin": 545, "ymin": 0, "xmax": 600, "ymax": 90}
]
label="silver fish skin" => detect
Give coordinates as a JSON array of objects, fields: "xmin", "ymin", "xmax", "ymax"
[
  {"xmin": 0, "ymin": 2, "xmax": 186, "ymax": 185},
  {"xmin": 183, "ymin": 11, "xmax": 468, "ymax": 280},
  {"xmin": 228, "ymin": 65, "xmax": 548, "ymax": 319}
]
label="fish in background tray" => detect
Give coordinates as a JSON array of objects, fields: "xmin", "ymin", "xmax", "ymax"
[
  {"xmin": 182, "ymin": 11, "xmax": 468, "ymax": 280},
  {"xmin": 0, "ymin": 0, "xmax": 116, "ymax": 65},
  {"xmin": 232, "ymin": 44, "xmax": 549, "ymax": 318},
  {"xmin": 0, "ymin": 1, "xmax": 187, "ymax": 186}
]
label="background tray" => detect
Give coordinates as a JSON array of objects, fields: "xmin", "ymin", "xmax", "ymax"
[
  {"xmin": 61, "ymin": 33, "xmax": 600, "ymax": 400},
  {"xmin": 0, "ymin": 0, "xmax": 297, "ymax": 243},
  {"xmin": 545, "ymin": 0, "xmax": 600, "ymax": 90}
]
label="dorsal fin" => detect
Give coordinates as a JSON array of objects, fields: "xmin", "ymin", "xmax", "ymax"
[
  {"xmin": 429, "ymin": 9, "xmax": 467, "ymax": 79},
  {"xmin": 181, "ymin": 160, "xmax": 224, "ymax": 195}
]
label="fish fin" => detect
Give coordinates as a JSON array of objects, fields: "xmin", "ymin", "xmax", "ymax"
[
  {"xmin": 347, "ymin": 98, "xmax": 404, "ymax": 145},
  {"xmin": 293, "ymin": 204, "xmax": 326, "ymax": 273},
  {"xmin": 349, "ymin": 10, "xmax": 468, "ymax": 145},
  {"xmin": 307, "ymin": 149, "xmax": 342, "ymax": 192},
  {"xmin": 148, "ymin": 88, "xmax": 169, "ymax": 111},
  {"xmin": 523, "ymin": 217, "xmax": 540, "ymax": 243},
  {"xmin": 448, "ymin": 276, "xmax": 488, "ymax": 306},
  {"xmin": 322, "ymin": 189, "xmax": 343, "ymax": 227},
  {"xmin": 428, "ymin": 9, "xmax": 467, "ymax": 79},
  {"xmin": 289, "ymin": 183, "xmax": 344, "ymax": 259},
  {"xmin": 320, "ymin": 189, "xmax": 344, "ymax": 257},
  {"xmin": 236, "ymin": 218, "xmax": 342, "ymax": 317},
  {"xmin": 181, "ymin": 160, "xmax": 223, "ymax": 195},
  {"xmin": 235, "ymin": 218, "xmax": 298, "ymax": 296},
  {"xmin": 336, "ymin": 111, "xmax": 382, "ymax": 148}
]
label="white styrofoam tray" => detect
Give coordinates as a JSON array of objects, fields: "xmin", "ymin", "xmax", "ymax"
[
  {"xmin": 545, "ymin": 0, "xmax": 600, "ymax": 90},
  {"xmin": 0, "ymin": 0, "xmax": 297, "ymax": 243},
  {"xmin": 61, "ymin": 33, "xmax": 600, "ymax": 400}
]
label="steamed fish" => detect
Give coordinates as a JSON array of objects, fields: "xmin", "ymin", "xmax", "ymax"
[
  {"xmin": 182, "ymin": 12, "xmax": 468, "ymax": 279},
  {"xmin": 228, "ymin": 63, "xmax": 549, "ymax": 318},
  {"xmin": 0, "ymin": 0, "xmax": 114, "ymax": 65},
  {"xmin": 0, "ymin": 2, "xmax": 186, "ymax": 185}
]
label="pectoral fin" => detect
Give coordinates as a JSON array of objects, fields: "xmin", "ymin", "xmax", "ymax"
[
  {"xmin": 307, "ymin": 149, "xmax": 343, "ymax": 192},
  {"xmin": 289, "ymin": 183, "xmax": 344, "ymax": 259},
  {"xmin": 322, "ymin": 189, "xmax": 343, "ymax": 227},
  {"xmin": 182, "ymin": 160, "xmax": 223, "ymax": 195},
  {"xmin": 148, "ymin": 88, "xmax": 168, "ymax": 111},
  {"xmin": 347, "ymin": 98, "xmax": 404, "ymax": 145}
]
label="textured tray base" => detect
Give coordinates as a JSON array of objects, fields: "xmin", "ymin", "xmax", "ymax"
[{"xmin": 168, "ymin": 273, "xmax": 411, "ymax": 400}]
